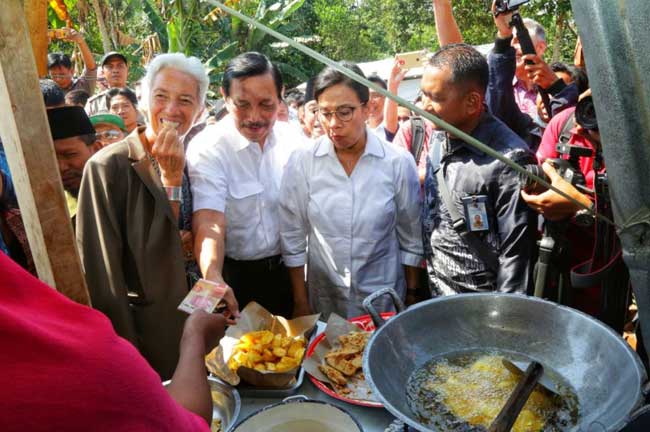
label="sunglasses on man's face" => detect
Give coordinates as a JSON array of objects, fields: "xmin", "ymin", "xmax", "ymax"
[{"xmin": 96, "ymin": 130, "xmax": 123, "ymax": 140}]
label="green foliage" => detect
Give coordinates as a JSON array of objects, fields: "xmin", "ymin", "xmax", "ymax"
[
  {"xmin": 311, "ymin": 0, "xmax": 576, "ymax": 66},
  {"xmin": 49, "ymin": 0, "xmax": 578, "ymax": 93},
  {"xmin": 142, "ymin": 0, "xmax": 169, "ymax": 50},
  {"xmin": 313, "ymin": 0, "xmax": 382, "ymax": 62}
]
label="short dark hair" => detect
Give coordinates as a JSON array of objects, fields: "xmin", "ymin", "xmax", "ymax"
[
  {"xmin": 304, "ymin": 77, "xmax": 317, "ymax": 104},
  {"xmin": 285, "ymin": 89, "xmax": 304, "ymax": 106},
  {"xmin": 314, "ymin": 62, "xmax": 369, "ymax": 104},
  {"xmin": 367, "ymin": 74, "xmax": 387, "ymax": 91},
  {"xmin": 65, "ymin": 89, "xmax": 91, "ymax": 107},
  {"xmin": 107, "ymin": 87, "xmax": 138, "ymax": 107},
  {"xmin": 47, "ymin": 53, "xmax": 72, "ymax": 70},
  {"xmin": 570, "ymin": 66, "xmax": 589, "ymax": 95},
  {"xmin": 427, "ymin": 43, "xmax": 489, "ymax": 94},
  {"xmin": 39, "ymin": 79, "xmax": 65, "ymax": 107},
  {"xmin": 222, "ymin": 52, "xmax": 283, "ymax": 99},
  {"xmin": 550, "ymin": 61, "xmax": 570, "ymax": 75},
  {"xmin": 549, "ymin": 62, "xmax": 589, "ymax": 94}
]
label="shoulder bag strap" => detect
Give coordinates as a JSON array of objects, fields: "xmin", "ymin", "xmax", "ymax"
[
  {"xmin": 434, "ymin": 141, "xmax": 500, "ymax": 273},
  {"xmin": 410, "ymin": 117, "xmax": 425, "ymax": 164}
]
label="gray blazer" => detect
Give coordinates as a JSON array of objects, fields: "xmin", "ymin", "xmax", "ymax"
[{"xmin": 76, "ymin": 127, "xmax": 188, "ymax": 380}]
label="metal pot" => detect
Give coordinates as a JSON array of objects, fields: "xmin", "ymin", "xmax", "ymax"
[
  {"xmin": 163, "ymin": 376, "xmax": 240, "ymax": 431},
  {"xmin": 362, "ymin": 288, "xmax": 648, "ymax": 432},
  {"xmin": 232, "ymin": 395, "xmax": 363, "ymax": 432}
]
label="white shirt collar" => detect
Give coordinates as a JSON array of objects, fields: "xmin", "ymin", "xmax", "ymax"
[
  {"xmin": 224, "ymin": 115, "xmax": 276, "ymax": 153},
  {"xmin": 314, "ymin": 127, "xmax": 384, "ymax": 159}
]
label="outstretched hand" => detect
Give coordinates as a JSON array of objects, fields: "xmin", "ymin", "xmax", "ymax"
[
  {"xmin": 492, "ymin": 0, "xmax": 513, "ymax": 39},
  {"xmin": 182, "ymin": 310, "xmax": 227, "ymax": 355},
  {"xmin": 389, "ymin": 58, "xmax": 409, "ymax": 90}
]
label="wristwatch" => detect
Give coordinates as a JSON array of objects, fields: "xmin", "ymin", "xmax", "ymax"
[{"xmin": 164, "ymin": 186, "xmax": 183, "ymax": 202}]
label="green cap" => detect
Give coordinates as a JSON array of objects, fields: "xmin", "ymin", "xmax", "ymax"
[{"xmin": 90, "ymin": 112, "xmax": 126, "ymax": 131}]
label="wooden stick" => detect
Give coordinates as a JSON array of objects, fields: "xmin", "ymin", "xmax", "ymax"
[
  {"xmin": 0, "ymin": 0, "xmax": 90, "ymax": 305},
  {"xmin": 488, "ymin": 361, "xmax": 544, "ymax": 432}
]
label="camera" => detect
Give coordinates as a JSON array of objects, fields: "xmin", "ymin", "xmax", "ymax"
[
  {"xmin": 493, "ymin": 0, "xmax": 531, "ymax": 15},
  {"xmin": 575, "ymin": 96, "xmax": 599, "ymax": 131},
  {"xmin": 521, "ymin": 143, "xmax": 593, "ymax": 192}
]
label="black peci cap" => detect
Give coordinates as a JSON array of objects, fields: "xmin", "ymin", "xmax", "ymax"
[{"xmin": 47, "ymin": 106, "xmax": 95, "ymax": 140}]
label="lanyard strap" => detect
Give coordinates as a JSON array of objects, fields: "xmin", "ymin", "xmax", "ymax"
[{"xmin": 433, "ymin": 135, "xmax": 499, "ymax": 272}]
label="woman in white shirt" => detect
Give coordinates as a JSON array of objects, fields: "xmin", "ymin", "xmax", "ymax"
[{"xmin": 279, "ymin": 62, "xmax": 424, "ymax": 319}]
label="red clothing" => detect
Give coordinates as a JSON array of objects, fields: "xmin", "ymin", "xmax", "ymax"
[
  {"xmin": 392, "ymin": 117, "xmax": 435, "ymax": 173},
  {"xmin": 0, "ymin": 253, "xmax": 209, "ymax": 432},
  {"xmin": 536, "ymin": 107, "xmax": 598, "ymax": 189},
  {"xmin": 535, "ymin": 107, "xmax": 602, "ymax": 315}
]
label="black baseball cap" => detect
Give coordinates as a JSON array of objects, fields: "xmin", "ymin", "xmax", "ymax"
[{"xmin": 100, "ymin": 52, "xmax": 128, "ymax": 67}]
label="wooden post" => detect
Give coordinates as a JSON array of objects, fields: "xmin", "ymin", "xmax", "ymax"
[
  {"xmin": 0, "ymin": 0, "xmax": 90, "ymax": 305},
  {"xmin": 24, "ymin": 0, "xmax": 49, "ymax": 78}
]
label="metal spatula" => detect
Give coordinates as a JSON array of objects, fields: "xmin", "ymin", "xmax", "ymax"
[{"xmin": 502, "ymin": 358, "xmax": 559, "ymax": 396}]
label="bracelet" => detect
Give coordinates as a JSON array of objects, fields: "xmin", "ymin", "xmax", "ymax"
[{"xmin": 164, "ymin": 186, "xmax": 183, "ymax": 202}]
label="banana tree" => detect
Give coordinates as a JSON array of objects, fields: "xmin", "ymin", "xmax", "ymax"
[
  {"xmin": 205, "ymin": 0, "xmax": 308, "ymax": 85},
  {"xmin": 229, "ymin": 0, "xmax": 305, "ymax": 52},
  {"xmin": 142, "ymin": 0, "xmax": 206, "ymax": 55}
]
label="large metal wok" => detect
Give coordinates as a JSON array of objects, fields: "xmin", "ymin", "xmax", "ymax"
[{"xmin": 362, "ymin": 289, "xmax": 648, "ymax": 431}]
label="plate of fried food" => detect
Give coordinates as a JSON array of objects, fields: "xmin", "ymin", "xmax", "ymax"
[
  {"xmin": 303, "ymin": 312, "xmax": 394, "ymax": 408},
  {"xmin": 205, "ymin": 302, "xmax": 320, "ymax": 392}
]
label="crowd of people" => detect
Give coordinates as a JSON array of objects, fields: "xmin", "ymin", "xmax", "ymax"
[{"xmin": 0, "ymin": 0, "xmax": 633, "ymax": 429}]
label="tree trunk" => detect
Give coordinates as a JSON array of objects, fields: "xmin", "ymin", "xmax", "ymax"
[
  {"xmin": 90, "ymin": 0, "xmax": 113, "ymax": 53},
  {"xmin": 551, "ymin": 11, "xmax": 565, "ymax": 63}
]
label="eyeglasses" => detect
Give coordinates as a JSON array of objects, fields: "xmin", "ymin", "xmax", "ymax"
[
  {"xmin": 48, "ymin": 73, "xmax": 70, "ymax": 80},
  {"xmin": 318, "ymin": 104, "xmax": 365, "ymax": 123},
  {"xmin": 96, "ymin": 130, "xmax": 123, "ymax": 140}
]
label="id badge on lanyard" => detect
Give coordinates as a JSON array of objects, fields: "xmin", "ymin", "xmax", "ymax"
[{"xmin": 462, "ymin": 195, "xmax": 489, "ymax": 232}]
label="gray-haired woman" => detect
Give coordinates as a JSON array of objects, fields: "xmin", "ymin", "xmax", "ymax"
[{"xmin": 77, "ymin": 53, "xmax": 238, "ymax": 379}]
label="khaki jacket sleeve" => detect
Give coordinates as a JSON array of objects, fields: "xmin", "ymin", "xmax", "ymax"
[{"xmin": 76, "ymin": 155, "xmax": 138, "ymax": 345}]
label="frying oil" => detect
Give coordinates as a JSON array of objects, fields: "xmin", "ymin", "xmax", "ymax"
[{"xmin": 406, "ymin": 351, "xmax": 579, "ymax": 432}]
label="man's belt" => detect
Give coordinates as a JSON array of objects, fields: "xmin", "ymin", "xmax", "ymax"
[{"xmin": 224, "ymin": 254, "xmax": 284, "ymax": 272}]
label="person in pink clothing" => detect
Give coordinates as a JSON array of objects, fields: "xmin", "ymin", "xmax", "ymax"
[{"xmin": 0, "ymin": 252, "xmax": 225, "ymax": 431}]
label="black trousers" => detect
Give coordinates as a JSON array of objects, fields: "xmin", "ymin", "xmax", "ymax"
[{"xmin": 223, "ymin": 255, "xmax": 293, "ymax": 318}]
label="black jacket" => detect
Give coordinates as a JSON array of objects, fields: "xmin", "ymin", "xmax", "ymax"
[{"xmin": 423, "ymin": 113, "xmax": 537, "ymax": 295}]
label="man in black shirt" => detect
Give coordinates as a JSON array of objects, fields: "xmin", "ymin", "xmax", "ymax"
[{"xmin": 421, "ymin": 44, "xmax": 536, "ymax": 296}]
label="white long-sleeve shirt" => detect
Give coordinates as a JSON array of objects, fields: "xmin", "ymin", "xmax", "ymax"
[
  {"xmin": 187, "ymin": 116, "xmax": 303, "ymax": 260},
  {"xmin": 279, "ymin": 129, "xmax": 423, "ymax": 318}
]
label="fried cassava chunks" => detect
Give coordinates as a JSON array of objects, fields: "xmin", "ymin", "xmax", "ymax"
[{"xmin": 228, "ymin": 330, "xmax": 306, "ymax": 373}]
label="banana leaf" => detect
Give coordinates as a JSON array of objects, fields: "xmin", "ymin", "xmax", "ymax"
[{"xmin": 142, "ymin": 0, "xmax": 169, "ymax": 51}]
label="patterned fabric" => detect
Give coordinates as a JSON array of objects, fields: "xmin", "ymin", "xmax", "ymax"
[
  {"xmin": 423, "ymin": 132, "xmax": 501, "ymax": 295},
  {"xmin": 422, "ymin": 114, "xmax": 536, "ymax": 296},
  {"xmin": 180, "ymin": 170, "xmax": 201, "ymax": 287},
  {"xmin": 2, "ymin": 208, "xmax": 36, "ymax": 275}
]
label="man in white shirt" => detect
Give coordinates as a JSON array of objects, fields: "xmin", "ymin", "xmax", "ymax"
[{"xmin": 187, "ymin": 52, "xmax": 303, "ymax": 317}]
